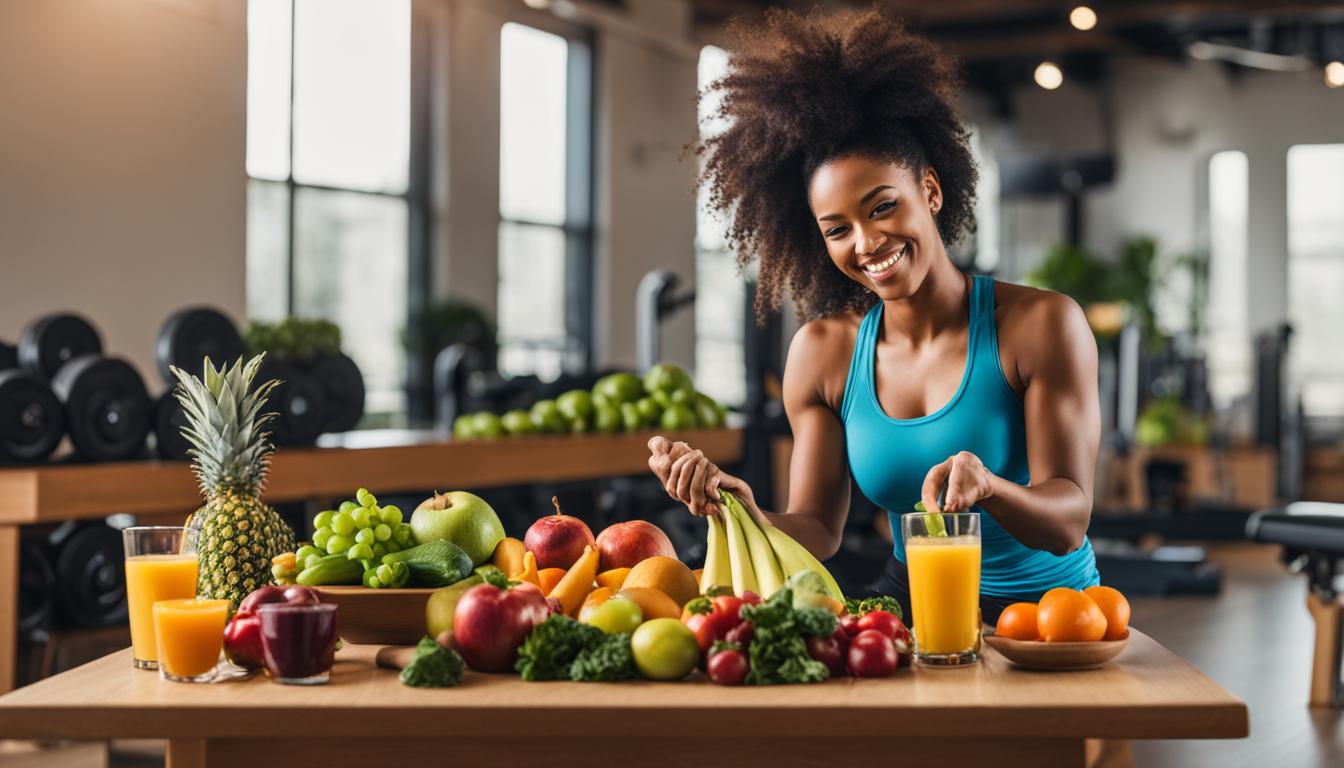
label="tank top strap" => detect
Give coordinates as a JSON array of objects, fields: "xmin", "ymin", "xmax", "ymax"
[
  {"xmin": 970, "ymin": 274, "xmax": 996, "ymax": 352},
  {"xmin": 840, "ymin": 302, "xmax": 882, "ymax": 422}
]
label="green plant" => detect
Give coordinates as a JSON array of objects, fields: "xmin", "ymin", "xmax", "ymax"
[
  {"xmin": 403, "ymin": 299, "xmax": 497, "ymax": 368},
  {"xmin": 1027, "ymin": 236, "xmax": 1170, "ymax": 345},
  {"xmin": 245, "ymin": 317, "xmax": 342, "ymax": 362}
]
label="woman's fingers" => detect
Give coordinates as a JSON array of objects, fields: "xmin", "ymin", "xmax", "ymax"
[
  {"xmin": 665, "ymin": 450, "xmax": 695, "ymax": 500},
  {"xmin": 647, "ymin": 435, "xmax": 671, "ymax": 456},
  {"xmin": 944, "ymin": 457, "xmax": 976, "ymax": 512},
  {"xmin": 688, "ymin": 457, "xmax": 712, "ymax": 516},
  {"xmin": 674, "ymin": 450, "xmax": 706, "ymax": 503},
  {"xmin": 920, "ymin": 458, "xmax": 954, "ymax": 515}
]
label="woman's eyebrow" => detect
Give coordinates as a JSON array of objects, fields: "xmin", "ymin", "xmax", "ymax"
[{"xmin": 817, "ymin": 184, "xmax": 895, "ymax": 221}]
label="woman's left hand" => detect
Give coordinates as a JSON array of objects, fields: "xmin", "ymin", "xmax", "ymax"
[{"xmin": 921, "ymin": 451, "xmax": 995, "ymax": 514}]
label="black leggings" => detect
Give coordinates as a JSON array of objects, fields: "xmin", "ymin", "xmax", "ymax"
[{"xmin": 870, "ymin": 557, "xmax": 1040, "ymax": 627}]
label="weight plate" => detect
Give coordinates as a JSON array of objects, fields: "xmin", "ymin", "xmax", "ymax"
[
  {"xmin": 153, "ymin": 389, "xmax": 193, "ymax": 461},
  {"xmin": 255, "ymin": 359, "xmax": 328, "ymax": 446},
  {"xmin": 51, "ymin": 355, "xmax": 151, "ymax": 461},
  {"xmin": 18, "ymin": 541, "xmax": 56, "ymax": 634},
  {"xmin": 17, "ymin": 313, "xmax": 102, "ymax": 380},
  {"xmin": 0, "ymin": 340, "xmax": 17, "ymax": 371},
  {"xmin": 0, "ymin": 370, "xmax": 65, "ymax": 463},
  {"xmin": 155, "ymin": 307, "xmax": 245, "ymax": 384},
  {"xmin": 53, "ymin": 523, "xmax": 127, "ymax": 628},
  {"xmin": 309, "ymin": 352, "xmax": 365, "ymax": 433}
]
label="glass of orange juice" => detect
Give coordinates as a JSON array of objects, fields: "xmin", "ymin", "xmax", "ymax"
[
  {"xmin": 123, "ymin": 526, "xmax": 199, "ymax": 670},
  {"xmin": 901, "ymin": 512, "xmax": 981, "ymax": 667},
  {"xmin": 153, "ymin": 599, "xmax": 230, "ymax": 682}
]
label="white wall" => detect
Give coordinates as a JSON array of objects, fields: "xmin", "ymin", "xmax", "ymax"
[{"xmin": 0, "ymin": 0, "xmax": 248, "ymax": 386}]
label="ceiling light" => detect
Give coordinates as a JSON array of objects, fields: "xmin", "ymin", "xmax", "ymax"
[
  {"xmin": 1034, "ymin": 61, "xmax": 1064, "ymax": 90},
  {"xmin": 522, "ymin": 0, "xmax": 551, "ymax": 9},
  {"xmin": 1069, "ymin": 6, "xmax": 1097, "ymax": 31},
  {"xmin": 1326, "ymin": 61, "xmax": 1344, "ymax": 88}
]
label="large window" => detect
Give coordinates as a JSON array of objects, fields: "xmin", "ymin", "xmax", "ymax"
[
  {"xmin": 1287, "ymin": 144, "xmax": 1344, "ymax": 417},
  {"xmin": 1205, "ymin": 150, "xmax": 1250, "ymax": 409},
  {"xmin": 497, "ymin": 23, "xmax": 592, "ymax": 380},
  {"xmin": 246, "ymin": 0, "xmax": 415, "ymax": 416},
  {"xmin": 694, "ymin": 45, "xmax": 746, "ymax": 407}
]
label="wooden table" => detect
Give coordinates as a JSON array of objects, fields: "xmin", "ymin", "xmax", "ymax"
[
  {"xmin": 0, "ymin": 630, "xmax": 1246, "ymax": 767},
  {"xmin": 0, "ymin": 427, "xmax": 742, "ymax": 693}
]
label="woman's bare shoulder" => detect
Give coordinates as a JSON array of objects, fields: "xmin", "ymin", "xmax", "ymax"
[{"xmin": 785, "ymin": 310, "xmax": 866, "ymax": 409}]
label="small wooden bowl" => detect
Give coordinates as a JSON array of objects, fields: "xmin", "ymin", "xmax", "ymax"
[
  {"xmin": 984, "ymin": 631, "xmax": 1129, "ymax": 670},
  {"xmin": 314, "ymin": 586, "xmax": 437, "ymax": 645}
]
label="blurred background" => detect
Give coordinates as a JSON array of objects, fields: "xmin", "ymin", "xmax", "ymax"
[{"xmin": 3, "ymin": 0, "xmax": 1344, "ymax": 765}]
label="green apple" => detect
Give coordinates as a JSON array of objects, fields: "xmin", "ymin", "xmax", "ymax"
[
  {"xmin": 620, "ymin": 402, "xmax": 643, "ymax": 432},
  {"xmin": 410, "ymin": 491, "xmax": 506, "ymax": 566},
  {"xmin": 452, "ymin": 414, "xmax": 476, "ymax": 439},
  {"xmin": 501, "ymin": 409, "xmax": 535, "ymax": 436},
  {"xmin": 631, "ymin": 618, "xmax": 699, "ymax": 680},
  {"xmin": 568, "ymin": 416, "xmax": 590, "ymax": 435},
  {"xmin": 425, "ymin": 573, "xmax": 484, "ymax": 637},
  {"xmin": 582, "ymin": 596, "xmax": 643, "ymax": 635},
  {"xmin": 556, "ymin": 389, "xmax": 594, "ymax": 422},
  {"xmin": 594, "ymin": 402, "xmax": 622, "ymax": 434},
  {"xmin": 594, "ymin": 372, "xmax": 644, "ymax": 405},
  {"xmin": 669, "ymin": 388, "xmax": 693, "ymax": 406},
  {"xmin": 693, "ymin": 393, "xmax": 724, "ymax": 428},
  {"xmin": 643, "ymin": 363, "xmax": 693, "ymax": 397},
  {"xmin": 635, "ymin": 397, "xmax": 661, "ymax": 425},
  {"xmin": 530, "ymin": 399, "xmax": 565, "ymax": 434},
  {"xmin": 471, "ymin": 412, "xmax": 504, "ymax": 439},
  {"xmin": 651, "ymin": 389, "xmax": 673, "ymax": 409},
  {"xmin": 660, "ymin": 403, "xmax": 697, "ymax": 430}
]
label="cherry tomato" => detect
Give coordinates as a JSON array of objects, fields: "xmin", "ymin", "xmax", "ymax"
[
  {"xmin": 740, "ymin": 591, "xmax": 762, "ymax": 606},
  {"xmin": 712, "ymin": 595, "xmax": 745, "ymax": 623},
  {"xmin": 707, "ymin": 648, "xmax": 749, "ymax": 686},
  {"xmin": 847, "ymin": 629, "xmax": 899, "ymax": 678},
  {"xmin": 805, "ymin": 634, "xmax": 845, "ymax": 676},
  {"xmin": 839, "ymin": 613, "xmax": 862, "ymax": 637},
  {"xmin": 724, "ymin": 620, "xmax": 754, "ymax": 647},
  {"xmin": 856, "ymin": 611, "xmax": 906, "ymax": 641}
]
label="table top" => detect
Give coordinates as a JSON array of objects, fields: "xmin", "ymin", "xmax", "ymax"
[
  {"xmin": 0, "ymin": 630, "xmax": 1247, "ymax": 742},
  {"xmin": 0, "ymin": 427, "xmax": 742, "ymax": 524}
]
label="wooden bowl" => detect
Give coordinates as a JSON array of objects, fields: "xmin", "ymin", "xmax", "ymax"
[
  {"xmin": 984, "ymin": 631, "xmax": 1129, "ymax": 670},
  {"xmin": 314, "ymin": 586, "xmax": 437, "ymax": 645}
]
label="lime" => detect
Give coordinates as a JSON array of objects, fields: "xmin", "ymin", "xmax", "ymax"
[
  {"xmin": 530, "ymin": 400, "xmax": 566, "ymax": 434},
  {"xmin": 452, "ymin": 414, "xmax": 476, "ymax": 439},
  {"xmin": 501, "ymin": 409, "xmax": 535, "ymax": 436},
  {"xmin": 594, "ymin": 402, "xmax": 622, "ymax": 434},
  {"xmin": 643, "ymin": 363, "xmax": 694, "ymax": 396},
  {"xmin": 694, "ymin": 393, "xmax": 724, "ymax": 428},
  {"xmin": 594, "ymin": 372, "xmax": 645, "ymax": 405},
  {"xmin": 636, "ymin": 397, "xmax": 661, "ymax": 424},
  {"xmin": 660, "ymin": 403, "xmax": 697, "ymax": 430},
  {"xmin": 556, "ymin": 389, "xmax": 594, "ymax": 421},
  {"xmin": 471, "ymin": 412, "xmax": 504, "ymax": 439},
  {"xmin": 620, "ymin": 402, "xmax": 643, "ymax": 431}
]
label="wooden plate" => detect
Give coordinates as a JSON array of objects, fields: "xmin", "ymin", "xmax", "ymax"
[
  {"xmin": 984, "ymin": 631, "xmax": 1129, "ymax": 670},
  {"xmin": 314, "ymin": 586, "xmax": 437, "ymax": 645}
]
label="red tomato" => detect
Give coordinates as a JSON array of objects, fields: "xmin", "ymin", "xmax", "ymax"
[
  {"xmin": 805, "ymin": 634, "xmax": 845, "ymax": 676},
  {"xmin": 724, "ymin": 620, "xmax": 754, "ymax": 648},
  {"xmin": 839, "ymin": 613, "xmax": 862, "ymax": 637},
  {"xmin": 856, "ymin": 611, "xmax": 906, "ymax": 641},
  {"xmin": 740, "ymin": 591, "xmax": 762, "ymax": 605},
  {"xmin": 712, "ymin": 595, "xmax": 745, "ymax": 623},
  {"xmin": 707, "ymin": 649, "xmax": 749, "ymax": 686},
  {"xmin": 847, "ymin": 630, "xmax": 899, "ymax": 678}
]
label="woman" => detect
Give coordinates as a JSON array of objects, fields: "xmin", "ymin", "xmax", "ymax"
[{"xmin": 649, "ymin": 8, "xmax": 1100, "ymax": 624}]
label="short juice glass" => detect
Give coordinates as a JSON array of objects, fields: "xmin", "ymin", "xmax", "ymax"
[
  {"xmin": 901, "ymin": 512, "xmax": 981, "ymax": 667},
  {"xmin": 258, "ymin": 603, "xmax": 339, "ymax": 685},
  {"xmin": 153, "ymin": 598, "xmax": 230, "ymax": 682},
  {"xmin": 123, "ymin": 526, "xmax": 199, "ymax": 670}
]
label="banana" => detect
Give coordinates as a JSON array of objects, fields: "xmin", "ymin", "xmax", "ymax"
[
  {"xmin": 760, "ymin": 521, "xmax": 844, "ymax": 600},
  {"xmin": 731, "ymin": 500, "xmax": 785, "ymax": 597},
  {"xmin": 700, "ymin": 512, "xmax": 732, "ymax": 594},
  {"xmin": 719, "ymin": 495, "xmax": 759, "ymax": 596}
]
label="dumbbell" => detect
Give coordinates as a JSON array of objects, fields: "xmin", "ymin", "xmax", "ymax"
[
  {"xmin": 49, "ymin": 521, "xmax": 128, "ymax": 629},
  {"xmin": 151, "ymin": 308, "xmax": 245, "ymax": 460},
  {"xmin": 19, "ymin": 540, "xmax": 56, "ymax": 635},
  {"xmin": 309, "ymin": 352, "xmax": 365, "ymax": 434},
  {"xmin": 256, "ymin": 357, "xmax": 328, "ymax": 446},
  {"xmin": 16, "ymin": 313, "xmax": 151, "ymax": 462},
  {"xmin": 0, "ymin": 338, "xmax": 66, "ymax": 464}
]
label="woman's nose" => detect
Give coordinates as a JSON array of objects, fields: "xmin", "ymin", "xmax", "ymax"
[{"xmin": 855, "ymin": 226, "xmax": 887, "ymax": 257}]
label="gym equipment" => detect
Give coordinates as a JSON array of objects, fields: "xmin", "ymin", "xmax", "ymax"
[
  {"xmin": 309, "ymin": 352, "xmax": 365, "ymax": 433},
  {"xmin": 50, "ymin": 355, "xmax": 151, "ymax": 461},
  {"xmin": 16, "ymin": 313, "xmax": 103, "ymax": 381},
  {"xmin": 152, "ymin": 390, "xmax": 192, "ymax": 461},
  {"xmin": 635, "ymin": 270, "xmax": 696, "ymax": 373},
  {"xmin": 1247, "ymin": 501, "xmax": 1344, "ymax": 707},
  {"xmin": 49, "ymin": 521, "xmax": 128, "ymax": 629},
  {"xmin": 18, "ymin": 541, "xmax": 56, "ymax": 634},
  {"xmin": 155, "ymin": 307, "xmax": 245, "ymax": 384},
  {"xmin": 256, "ymin": 358, "xmax": 328, "ymax": 446},
  {"xmin": 0, "ymin": 370, "xmax": 65, "ymax": 463},
  {"xmin": 0, "ymin": 340, "xmax": 16, "ymax": 371}
]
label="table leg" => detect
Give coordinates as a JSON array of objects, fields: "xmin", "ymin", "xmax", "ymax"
[
  {"xmin": 0, "ymin": 525, "xmax": 18, "ymax": 695},
  {"xmin": 166, "ymin": 738, "xmax": 205, "ymax": 768},
  {"xmin": 1307, "ymin": 592, "xmax": 1343, "ymax": 707}
]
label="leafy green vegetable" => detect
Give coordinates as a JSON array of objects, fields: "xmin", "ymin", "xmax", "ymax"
[
  {"xmin": 399, "ymin": 636, "xmax": 465, "ymax": 688},
  {"xmin": 739, "ymin": 587, "xmax": 833, "ymax": 685},
  {"xmin": 842, "ymin": 595, "xmax": 904, "ymax": 620},
  {"xmin": 569, "ymin": 633, "xmax": 636, "ymax": 682},
  {"xmin": 515, "ymin": 615, "xmax": 605, "ymax": 681}
]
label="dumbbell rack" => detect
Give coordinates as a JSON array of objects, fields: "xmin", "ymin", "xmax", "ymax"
[{"xmin": 0, "ymin": 426, "xmax": 743, "ymax": 693}]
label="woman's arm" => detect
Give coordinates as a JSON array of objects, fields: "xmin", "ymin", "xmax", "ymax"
[
  {"xmin": 650, "ymin": 320, "xmax": 854, "ymax": 559},
  {"xmin": 921, "ymin": 290, "xmax": 1099, "ymax": 556}
]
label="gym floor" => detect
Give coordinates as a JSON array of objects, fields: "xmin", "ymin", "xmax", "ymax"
[{"xmin": 1, "ymin": 542, "xmax": 1337, "ymax": 767}]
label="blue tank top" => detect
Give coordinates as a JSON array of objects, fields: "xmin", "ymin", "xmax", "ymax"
[{"xmin": 840, "ymin": 275, "xmax": 1099, "ymax": 597}]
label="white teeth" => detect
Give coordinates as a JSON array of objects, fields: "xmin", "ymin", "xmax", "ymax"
[{"xmin": 863, "ymin": 244, "xmax": 907, "ymax": 275}]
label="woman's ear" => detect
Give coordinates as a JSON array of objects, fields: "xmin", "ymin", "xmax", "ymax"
[{"xmin": 924, "ymin": 166, "xmax": 942, "ymax": 215}]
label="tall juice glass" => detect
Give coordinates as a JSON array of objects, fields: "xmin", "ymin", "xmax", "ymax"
[
  {"xmin": 902, "ymin": 512, "xmax": 981, "ymax": 667},
  {"xmin": 123, "ymin": 526, "xmax": 199, "ymax": 670},
  {"xmin": 153, "ymin": 599, "xmax": 230, "ymax": 682}
]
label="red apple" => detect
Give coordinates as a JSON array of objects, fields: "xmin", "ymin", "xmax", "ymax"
[
  {"xmin": 595, "ymin": 520, "xmax": 677, "ymax": 571},
  {"xmin": 524, "ymin": 498, "xmax": 595, "ymax": 570},
  {"xmin": 225, "ymin": 586, "xmax": 321, "ymax": 669},
  {"xmin": 453, "ymin": 579, "xmax": 549, "ymax": 672}
]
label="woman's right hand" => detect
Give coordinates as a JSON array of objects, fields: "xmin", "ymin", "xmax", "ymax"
[{"xmin": 647, "ymin": 436, "xmax": 757, "ymax": 518}]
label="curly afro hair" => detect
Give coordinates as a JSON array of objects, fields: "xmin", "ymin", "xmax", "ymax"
[{"xmin": 697, "ymin": 7, "xmax": 978, "ymax": 322}]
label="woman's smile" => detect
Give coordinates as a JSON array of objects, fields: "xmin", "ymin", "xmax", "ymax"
[{"xmin": 860, "ymin": 242, "xmax": 909, "ymax": 282}]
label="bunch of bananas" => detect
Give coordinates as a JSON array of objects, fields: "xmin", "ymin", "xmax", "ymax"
[{"xmin": 701, "ymin": 491, "xmax": 843, "ymax": 600}]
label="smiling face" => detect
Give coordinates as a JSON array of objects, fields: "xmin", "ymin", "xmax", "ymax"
[{"xmin": 807, "ymin": 154, "xmax": 945, "ymax": 301}]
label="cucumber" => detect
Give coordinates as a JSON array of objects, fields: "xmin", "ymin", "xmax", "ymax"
[
  {"xmin": 296, "ymin": 553, "xmax": 365, "ymax": 586},
  {"xmin": 382, "ymin": 540, "xmax": 473, "ymax": 587}
]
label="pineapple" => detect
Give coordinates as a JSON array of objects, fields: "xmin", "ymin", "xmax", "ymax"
[{"xmin": 171, "ymin": 355, "xmax": 296, "ymax": 607}]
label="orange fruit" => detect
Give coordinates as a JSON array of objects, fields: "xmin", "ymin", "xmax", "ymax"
[
  {"xmin": 595, "ymin": 567, "xmax": 631, "ymax": 591},
  {"xmin": 1084, "ymin": 585, "xmax": 1131, "ymax": 640},
  {"xmin": 1036, "ymin": 588, "xmax": 1107, "ymax": 642},
  {"xmin": 622, "ymin": 556, "xmax": 699, "ymax": 608},
  {"xmin": 538, "ymin": 567, "xmax": 567, "ymax": 596},
  {"xmin": 995, "ymin": 602, "xmax": 1040, "ymax": 641},
  {"xmin": 616, "ymin": 587, "xmax": 682, "ymax": 620}
]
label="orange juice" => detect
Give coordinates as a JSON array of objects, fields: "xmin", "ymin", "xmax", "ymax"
[
  {"xmin": 906, "ymin": 536, "xmax": 981, "ymax": 655},
  {"xmin": 125, "ymin": 554, "xmax": 199, "ymax": 664},
  {"xmin": 153, "ymin": 599, "xmax": 229, "ymax": 679}
]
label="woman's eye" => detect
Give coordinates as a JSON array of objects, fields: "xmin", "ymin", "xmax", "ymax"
[
  {"xmin": 824, "ymin": 225, "xmax": 848, "ymax": 239},
  {"xmin": 872, "ymin": 200, "xmax": 896, "ymax": 217}
]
